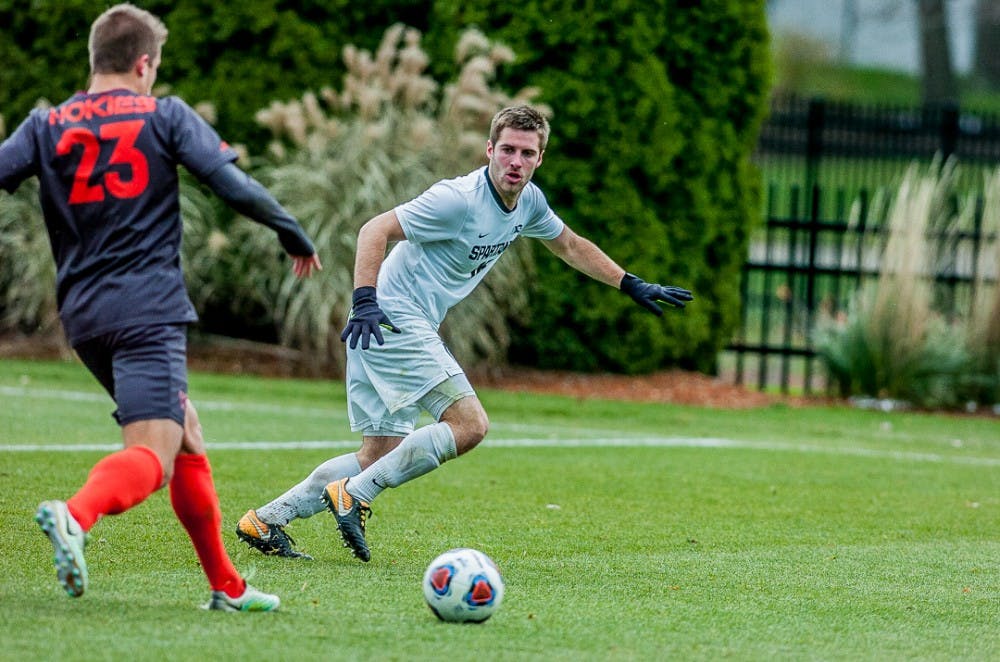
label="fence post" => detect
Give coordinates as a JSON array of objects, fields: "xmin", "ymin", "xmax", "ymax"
[
  {"xmin": 803, "ymin": 184, "xmax": 822, "ymax": 395},
  {"xmin": 806, "ymin": 98, "xmax": 826, "ymax": 193},
  {"xmin": 854, "ymin": 189, "xmax": 869, "ymax": 291},
  {"xmin": 970, "ymin": 194, "xmax": 984, "ymax": 319},
  {"xmin": 939, "ymin": 102, "xmax": 959, "ymax": 161}
]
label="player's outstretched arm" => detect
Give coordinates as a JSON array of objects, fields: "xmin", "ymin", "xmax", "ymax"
[
  {"xmin": 541, "ymin": 226, "xmax": 693, "ymax": 315},
  {"xmin": 541, "ymin": 225, "xmax": 628, "ymax": 287},
  {"xmin": 202, "ymin": 163, "xmax": 320, "ymax": 277}
]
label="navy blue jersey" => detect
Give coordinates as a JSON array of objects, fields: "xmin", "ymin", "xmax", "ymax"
[{"xmin": 0, "ymin": 90, "xmax": 239, "ymax": 344}]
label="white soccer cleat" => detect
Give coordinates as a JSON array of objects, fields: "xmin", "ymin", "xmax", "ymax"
[
  {"xmin": 202, "ymin": 583, "xmax": 281, "ymax": 612},
  {"xmin": 35, "ymin": 500, "xmax": 88, "ymax": 597}
]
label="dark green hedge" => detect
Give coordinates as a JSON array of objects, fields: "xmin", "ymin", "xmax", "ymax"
[
  {"xmin": 1, "ymin": 1, "xmax": 769, "ymax": 374},
  {"xmin": 427, "ymin": 0, "xmax": 771, "ymax": 373}
]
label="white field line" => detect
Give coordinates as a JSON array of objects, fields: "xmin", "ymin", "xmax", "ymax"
[
  {"xmin": 2, "ymin": 437, "xmax": 998, "ymax": 467},
  {"xmin": 0, "ymin": 385, "xmax": 341, "ymax": 419},
  {"xmin": 0, "ymin": 385, "xmax": 652, "ymax": 438},
  {"xmin": 2, "ymin": 385, "xmax": 998, "ymax": 467}
]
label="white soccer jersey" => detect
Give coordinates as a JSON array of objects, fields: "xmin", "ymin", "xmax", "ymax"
[{"xmin": 382, "ymin": 167, "xmax": 565, "ymax": 325}]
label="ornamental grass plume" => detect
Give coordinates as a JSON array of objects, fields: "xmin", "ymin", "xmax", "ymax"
[
  {"xmin": 866, "ymin": 161, "xmax": 943, "ymax": 381},
  {"xmin": 0, "ymin": 176, "xmax": 59, "ymax": 337},
  {"xmin": 0, "ymin": 109, "xmax": 62, "ymax": 340},
  {"xmin": 817, "ymin": 159, "xmax": 971, "ymax": 408}
]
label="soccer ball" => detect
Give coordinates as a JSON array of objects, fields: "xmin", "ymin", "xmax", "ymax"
[{"xmin": 422, "ymin": 548, "xmax": 504, "ymax": 623}]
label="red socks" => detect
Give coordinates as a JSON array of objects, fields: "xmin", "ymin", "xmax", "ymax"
[
  {"xmin": 64, "ymin": 447, "xmax": 244, "ymax": 598},
  {"xmin": 169, "ymin": 454, "xmax": 245, "ymax": 598},
  {"xmin": 66, "ymin": 445, "xmax": 163, "ymax": 531}
]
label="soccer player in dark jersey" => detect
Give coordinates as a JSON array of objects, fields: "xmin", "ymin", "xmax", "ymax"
[{"xmin": 0, "ymin": 3, "xmax": 321, "ymax": 611}]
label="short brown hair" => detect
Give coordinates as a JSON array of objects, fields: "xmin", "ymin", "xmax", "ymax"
[
  {"xmin": 489, "ymin": 105, "xmax": 550, "ymax": 151},
  {"xmin": 88, "ymin": 4, "xmax": 168, "ymax": 74}
]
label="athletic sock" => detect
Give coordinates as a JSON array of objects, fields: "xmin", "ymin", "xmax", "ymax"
[
  {"xmin": 66, "ymin": 445, "xmax": 163, "ymax": 531},
  {"xmin": 348, "ymin": 422, "xmax": 457, "ymax": 503},
  {"xmin": 169, "ymin": 453, "xmax": 244, "ymax": 598},
  {"xmin": 257, "ymin": 452, "xmax": 362, "ymax": 526}
]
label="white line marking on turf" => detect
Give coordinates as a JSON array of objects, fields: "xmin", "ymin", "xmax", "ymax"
[
  {"xmin": 0, "ymin": 385, "xmax": 655, "ymax": 438},
  {"xmin": 0, "ymin": 385, "xmax": 343, "ymax": 418},
  {"xmin": 2, "ymin": 437, "xmax": 998, "ymax": 467},
  {"xmin": 4, "ymin": 385, "xmax": 998, "ymax": 466}
]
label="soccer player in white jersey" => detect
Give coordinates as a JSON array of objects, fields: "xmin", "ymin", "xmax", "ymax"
[{"xmin": 236, "ymin": 105, "xmax": 693, "ymax": 561}]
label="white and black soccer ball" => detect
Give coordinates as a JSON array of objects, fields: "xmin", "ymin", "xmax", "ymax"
[{"xmin": 422, "ymin": 548, "xmax": 504, "ymax": 623}]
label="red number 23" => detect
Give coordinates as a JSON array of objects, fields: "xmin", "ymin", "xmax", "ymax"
[{"xmin": 56, "ymin": 120, "xmax": 149, "ymax": 204}]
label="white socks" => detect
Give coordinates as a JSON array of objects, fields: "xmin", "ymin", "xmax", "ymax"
[
  {"xmin": 254, "ymin": 422, "xmax": 459, "ymax": 525},
  {"xmin": 256, "ymin": 453, "xmax": 362, "ymax": 526},
  {"xmin": 348, "ymin": 422, "xmax": 457, "ymax": 503}
]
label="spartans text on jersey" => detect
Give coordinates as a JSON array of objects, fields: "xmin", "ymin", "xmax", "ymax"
[{"xmin": 468, "ymin": 240, "xmax": 514, "ymax": 261}]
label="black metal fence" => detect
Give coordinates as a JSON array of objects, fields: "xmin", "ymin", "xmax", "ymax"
[{"xmin": 727, "ymin": 96, "xmax": 1000, "ymax": 394}]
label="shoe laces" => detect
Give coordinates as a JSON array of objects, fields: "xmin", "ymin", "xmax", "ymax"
[{"xmin": 273, "ymin": 523, "xmax": 299, "ymax": 549}]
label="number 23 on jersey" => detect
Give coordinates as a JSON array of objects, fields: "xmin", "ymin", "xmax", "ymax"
[{"xmin": 57, "ymin": 119, "xmax": 149, "ymax": 204}]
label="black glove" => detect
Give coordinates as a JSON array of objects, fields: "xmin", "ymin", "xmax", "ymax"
[
  {"xmin": 340, "ymin": 286, "xmax": 401, "ymax": 350},
  {"xmin": 620, "ymin": 273, "xmax": 693, "ymax": 316}
]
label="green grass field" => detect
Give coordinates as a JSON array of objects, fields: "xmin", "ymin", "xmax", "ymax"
[{"xmin": 1, "ymin": 358, "xmax": 997, "ymax": 661}]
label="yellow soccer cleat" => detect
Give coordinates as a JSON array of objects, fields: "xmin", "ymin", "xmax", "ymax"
[{"xmin": 235, "ymin": 509, "xmax": 312, "ymax": 560}]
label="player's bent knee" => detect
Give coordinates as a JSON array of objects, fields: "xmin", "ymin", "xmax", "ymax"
[
  {"xmin": 455, "ymin": 418, "xmax": 488, "ymax": 456},
  {"xmin": 181, "ymin": 397, "xmax": 207, "ymax": 455},
  {"xmin": 443, "ymin": 399, "xmax": 489, "ymax": 455},
  {"xmin": 471, "ymin": 408, "xmax": 489, "ymax": 442},
  {"xmin": 471, "ymin": 418, "xmax": 489, "ymax": 445}
]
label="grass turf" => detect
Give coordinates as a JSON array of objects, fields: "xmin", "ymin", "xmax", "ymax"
[{"xmin": 1, "ymin": 358, "xmax": 997, "ymax": 661}]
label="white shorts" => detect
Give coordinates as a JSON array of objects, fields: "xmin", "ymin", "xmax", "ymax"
[{"xmin": 346, "ymin": 312, "xmax": 475, "ymax": 436}]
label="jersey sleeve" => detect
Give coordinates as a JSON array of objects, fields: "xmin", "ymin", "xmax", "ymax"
[
  {"xmin": 202, "ymin": 163, "xmax": 315, "ymax": 256},
  {"xmin": 0, "ymin": 114, "xmax": 40, "ymax": 193},
  {"xmin": 520, "ymin": 184, "xmax": 565, "ymax": 240},
  {"xmin": 395, "ymin": 180, "xmax": 469, "ymax": 243},
  {"xmin": 160, "ymin": 96, "xmax": 238, "ymax": 179}
]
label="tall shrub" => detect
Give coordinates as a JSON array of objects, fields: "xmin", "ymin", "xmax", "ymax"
[{"xmin": 426, "ymin": 0, "xmax": 772, "ymax": 373}]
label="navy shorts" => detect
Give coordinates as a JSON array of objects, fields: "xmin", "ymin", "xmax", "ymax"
[{"xmin": 74, "ymin": 324, "xmax": 188, "ymax": 427}]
